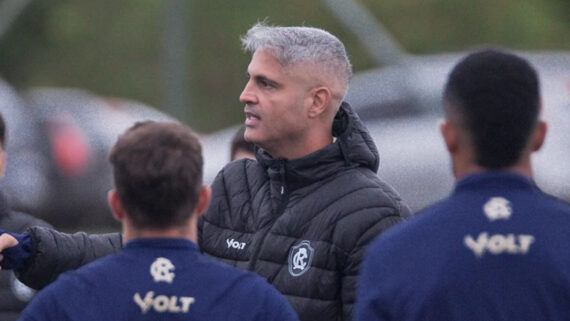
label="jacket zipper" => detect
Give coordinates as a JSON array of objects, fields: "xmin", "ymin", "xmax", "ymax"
[{"xmin": 247, "ymin": 160, "xmax": 290, "ymax": 271}]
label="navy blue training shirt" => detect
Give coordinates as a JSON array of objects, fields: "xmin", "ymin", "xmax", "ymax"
[
  {"xmin": 19, "ymin": 238, "xmax": 299, "ymax": 321},
  {"xmin": 354, "ymin": 172, "xmax": 570, "ymax": 321}
]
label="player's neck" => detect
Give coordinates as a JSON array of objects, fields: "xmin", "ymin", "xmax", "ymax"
[
  {"xmin": 454, "ymin": 157, "xmax": 534, "ymax": 180},
  {"xmin": 122, "ymin": 223, "xmax": 197, "ymax": 243}
]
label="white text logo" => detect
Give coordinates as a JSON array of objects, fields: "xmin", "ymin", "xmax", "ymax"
[
  {"xmin": 150, "ymin": 257, "xmax": 175, "ymax": 283},
  {"xmin": 133, "ymin": 291, "xmax": 195, "ymax": 314},
  {"xmin": 464, "ymin": 232, "xmax": 534, "ymax": 257},
  {"xmin": 226, "ymin": 238, "xmax": 246, "ymax": 250}
]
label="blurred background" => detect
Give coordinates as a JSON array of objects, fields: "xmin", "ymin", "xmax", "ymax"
[{"xmin": 0, "ymin": 0, "xmax": 568, "ymax": 231}]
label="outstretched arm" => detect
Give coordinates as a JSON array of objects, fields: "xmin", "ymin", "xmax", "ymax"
[{"xmin": 0, "ymin": 227, "xmax": 123, "ymax": 290}]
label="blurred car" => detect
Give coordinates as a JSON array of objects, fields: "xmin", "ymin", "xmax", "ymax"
[
  {"xmin": 201, "ymin": 51, "xmax": 570, "ymax": 213},
  {"xmin": 0, "ymin": 78, "xmax": 51, "ymax": 219},
  {"xmin": 2, "ymin": 87, "xmax": 175, "ymax": 229}
]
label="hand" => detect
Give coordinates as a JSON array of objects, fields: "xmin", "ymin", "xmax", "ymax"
[{"xmin": 0, "ymin": 233, "xmax": 20, "ymax": 271}]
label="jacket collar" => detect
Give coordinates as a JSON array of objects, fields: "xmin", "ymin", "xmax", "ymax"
[{"xmin": 256, "ymin": 102, "xmax": 379, "ymax": 190}]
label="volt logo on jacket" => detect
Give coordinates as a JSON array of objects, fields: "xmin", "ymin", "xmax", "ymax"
[{"xmin": 226, "ymin": 238, "xmax": 247, "ymax": 250}]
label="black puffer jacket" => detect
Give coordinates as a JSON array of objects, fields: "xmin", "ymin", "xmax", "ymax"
[
  {"xmin": 199, "ymin": 102, "xmax": 411, "ymax": 321},
  {"xmin": 0, "ymin": 191, "xmax": 51, "ymax": 321}
]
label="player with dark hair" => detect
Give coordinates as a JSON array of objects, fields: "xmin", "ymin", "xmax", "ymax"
[
  {"xmin": 354, "ymin": 49, "xmax": 570, "ymax": 321},
  {"xmin": 444, "ymin": 49, "xmax": 541, "ymax": 169},
  {"xmin": 12, "ymin": 121, "xmax": 298, "ymax": 321}
]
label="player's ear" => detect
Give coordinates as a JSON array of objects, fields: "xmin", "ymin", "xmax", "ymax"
[
  {"xmin": 194, "ymin": 185, "xmax": 211, "ymax": 217},
  {"xmin": 440, "ymin": 119, "xmax": 458, "ymax": 153},
  {"xmin": 531, "ymin": 120, "xmax": 547, "ymax": 152},
  {"xmin": 108, "ymin": 189, "xmax": 126, "ymax": 222}
]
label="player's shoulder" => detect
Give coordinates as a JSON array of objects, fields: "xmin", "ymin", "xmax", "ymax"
[
  {"xmin": 535, "ymin": 192, "xmax": 570, "ymax": 213},
  {"xmin": 56, "ymin": 252, "xmax": 123, "ymax": 288},
  {"xmin": 368, "ymin": 198, "xmax": 454, "ymax": 254}
]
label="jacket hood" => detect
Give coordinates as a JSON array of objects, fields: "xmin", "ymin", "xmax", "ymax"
[
  {"xmin": 256, "ymin": 102, "xmax": 379, "ymax": 191},
  {"xmin": 332, "ymin": 101, "xmax": 379, "ymax": 172}
]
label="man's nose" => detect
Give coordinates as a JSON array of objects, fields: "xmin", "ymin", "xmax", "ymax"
[{"xmin": 239, "ymin": 81, "xmax": 256, "ymax": 104}]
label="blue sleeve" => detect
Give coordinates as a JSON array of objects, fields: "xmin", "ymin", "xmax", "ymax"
[
  {"xmin": 353, "ymin": 241, "xmax": 388, "ymax": 321},
  {"xmin": 18, "ymin": 282, "xmax": 67, "ymax": 321},
  {"xmin": 258, "ymin": 281, "xmax": 300, "ymax": 321},
  {"xmin": 0, "ymin": 230, "xmax": 32, "ymax": 270}
]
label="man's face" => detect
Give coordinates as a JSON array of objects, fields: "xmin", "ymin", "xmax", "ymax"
[{"xmin": 240, "ymin": 49, "xmax": 312, "ymax": 158}]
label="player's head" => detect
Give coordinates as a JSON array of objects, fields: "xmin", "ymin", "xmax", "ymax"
[
  {"xmin": 108, "ymin": 121, "xmax": 209, "ymax": 229},
  {"xmin": 442, "ymin": 48, "xmax": 544, "ymax": 170}
]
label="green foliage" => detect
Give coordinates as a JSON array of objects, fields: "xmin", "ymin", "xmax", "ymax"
[{"xmin": 0, "ymin": 0, "xmax": 568, "ymax": 133}]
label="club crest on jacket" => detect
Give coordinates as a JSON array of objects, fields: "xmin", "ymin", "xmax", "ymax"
[{"xmin": 288, "ymin": 240, "xmax": 314, "ymax": 277}]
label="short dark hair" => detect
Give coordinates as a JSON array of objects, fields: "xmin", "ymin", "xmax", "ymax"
[
  {"xmin": 109, "ymin": 121, "xmax": 203, "ymax": 229},
  {"xmin": 230, "ymin": 125, "xmax": 255, "ymax": 161},
  {"xmin": 443, "ymin": 49, "xmax": 540, "ymax": 168}
]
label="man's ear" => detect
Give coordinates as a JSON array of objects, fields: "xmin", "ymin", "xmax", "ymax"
[
  {"xmin": 531, "ymin": 120, "xmax": 547, "ymax": 152},
  {"xmin": 307, "ymin": 86, "xmax": 332, "ymax": 118},
  {"xmin": 108, "ymin": 189, "xmax": 126, "ymax": 222},
  {"xmin": 440, "ymin": 119, "xmax": 458, "ymax": 153},
  {"xmin": 194, "ymin": 186, "xmax": 211, "ymax": 218}
]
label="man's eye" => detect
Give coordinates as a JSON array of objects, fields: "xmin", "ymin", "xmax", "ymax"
[
  {"xmin": 257, "ymin": 79, "xmax": 273, "ymax": 88},
  {"xmin": 251, "ymin": 76, "xmax": 277, "ymax": 89}
]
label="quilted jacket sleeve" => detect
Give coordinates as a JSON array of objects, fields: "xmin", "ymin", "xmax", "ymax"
[
  {"xmin": 16, "ymin": 226, "xmax": 122, "ymax": 290},
  {"xmin": 340, "ymin": 205, "xmax": 411, "ymax": 320}
]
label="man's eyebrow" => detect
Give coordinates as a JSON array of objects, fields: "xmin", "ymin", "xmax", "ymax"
[{"xmin": 254, "ymin": 74, "xmax": 280, "ymax": 88}]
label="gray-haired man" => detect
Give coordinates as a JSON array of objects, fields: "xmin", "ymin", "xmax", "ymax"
[{"xmin": 199, "ymin": 23, "xmax": 411, "ymax": 321}]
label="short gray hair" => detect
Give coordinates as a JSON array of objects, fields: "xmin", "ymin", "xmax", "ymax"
[{"xmin": 241, "ymin": 23, "xmax": 352, "ymax": 89}]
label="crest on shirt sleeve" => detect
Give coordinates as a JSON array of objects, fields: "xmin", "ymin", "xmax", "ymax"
[{"xmin": 288, "ymin": 240, "xmax": 314, "ymax": 277}]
